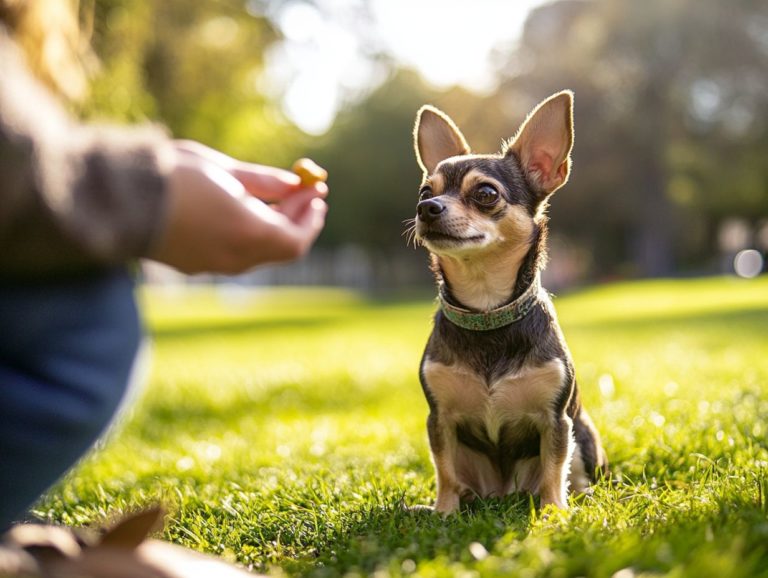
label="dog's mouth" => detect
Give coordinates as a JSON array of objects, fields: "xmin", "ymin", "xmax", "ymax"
[
  {"xmin": 417, "ymin": 228, "xmax": 487, "ymax": 250},
  {"xmin": 421, "ymin": 231, "xmax": 484, "ymax": 243}
]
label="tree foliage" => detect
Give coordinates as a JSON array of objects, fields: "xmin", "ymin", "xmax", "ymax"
[
  {"xmin": 308, "ymin": 0, "xmax": 768, "ymax": 279},
  {"xmin": 83, "ymin": 0, "xmax": 303, "ymax": 166},
  {"xmin": 77, "ymin": 0, "xmax": 768, "ymax": 281},
  {"xmin": 497, "ymin": 0, "xmax": 768, "ymax": 276}
]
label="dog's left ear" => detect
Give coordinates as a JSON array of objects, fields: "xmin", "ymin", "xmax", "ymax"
[
  {"xmin": 505, "ymin": 90, "xmax": 574, "ymax": 198},
  {"xmin": 414, "ymin": 105, "xmax": 470, "ymax": 174}
]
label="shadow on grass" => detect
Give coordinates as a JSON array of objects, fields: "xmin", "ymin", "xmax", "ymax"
[
  {"xmin": 283, "ymin": 496, "xmax": 534, "ymax": 576},
  {"xmin": 300, "ymin": 483, "xmax": 768, "ymax": 578}
]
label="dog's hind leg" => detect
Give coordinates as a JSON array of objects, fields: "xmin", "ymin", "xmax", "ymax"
[
  {"xmin": 575, "ymin": 408, "xmax": 608, "ymax": 479},
  {"xmin": 538, "ymin": 415, "xmax": 574, "ymax": 509}
]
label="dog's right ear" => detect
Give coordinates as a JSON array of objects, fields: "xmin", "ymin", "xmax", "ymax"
[
  {"xmin": 414, "ymin": 105, "xmax": 470, "ymax": 174},
  {"xmin": 504, "ymin": 91, "xmax": 574, "ymax": 198}
]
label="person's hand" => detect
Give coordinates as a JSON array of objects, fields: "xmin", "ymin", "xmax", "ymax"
[{"xmin": 148, "ymin": 141, "xmax": 328, "ymax": 275}]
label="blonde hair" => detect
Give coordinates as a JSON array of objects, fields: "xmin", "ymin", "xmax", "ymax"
[{"xmin": 0, "ymin": 0, "xmax": 93, "ymax": 101}]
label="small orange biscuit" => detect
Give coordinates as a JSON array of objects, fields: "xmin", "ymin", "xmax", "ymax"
[{"xmin": 292, "ymin": 158, "xmax": 328, "ymax": 186}]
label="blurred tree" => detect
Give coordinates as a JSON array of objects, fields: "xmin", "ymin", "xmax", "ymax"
[
  {"xmin": 304, "ymin": 68, "xmax": 432, "ymax": 270},
  {"xmin": 81, "ymin": 0, "xmax": 303, "ymax": 166},
  {"xmin": 497, "ymin": 0, "xmax": 768, "ymax": 277},
  {"xmin": 73, "ymin": 0, "xmax": 768, "ymax": 282}
]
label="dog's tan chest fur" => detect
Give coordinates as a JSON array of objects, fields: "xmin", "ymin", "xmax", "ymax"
[{"xmin": 422, "ymin": 358, "xmax": 566, "ymax": 435}]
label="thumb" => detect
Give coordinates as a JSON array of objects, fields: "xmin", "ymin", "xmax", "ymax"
[{"xmin": 283, "ymin": 197, "xmax": 327, "ymax": 247}]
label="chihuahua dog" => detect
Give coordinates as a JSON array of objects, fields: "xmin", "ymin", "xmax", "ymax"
[{"xmin": 410, "ymin": 91, "xmax": 606, "ymax": 514}]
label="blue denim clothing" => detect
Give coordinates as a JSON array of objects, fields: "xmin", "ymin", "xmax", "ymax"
[{"xmin": 0, "ymin": 269, "xmax": 141, "ymax": 530}]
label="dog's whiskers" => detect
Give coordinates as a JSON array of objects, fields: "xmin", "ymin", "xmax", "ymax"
[{"xmin": 402, "ymin": 218, "xmax": 420, "ymax": 249}]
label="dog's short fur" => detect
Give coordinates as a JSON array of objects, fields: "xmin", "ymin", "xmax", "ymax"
[{"xmin": 410, "ymin": 91, "xmax": 607, "ymax": 514}]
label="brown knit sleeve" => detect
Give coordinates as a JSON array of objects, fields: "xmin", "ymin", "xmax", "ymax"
[{"xmin": 0, "ymin": 26, "xmax": 174, "ymax": 278}]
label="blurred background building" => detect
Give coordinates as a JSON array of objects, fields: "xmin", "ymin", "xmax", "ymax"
[{"xmin": 78, "ymin": 0, "xmax": 768, "ymax": 291}]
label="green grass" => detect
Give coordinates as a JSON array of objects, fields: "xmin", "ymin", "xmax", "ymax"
[{"xmin": 36, "ymin": 276, "xmax": 768, "ymax": 577}]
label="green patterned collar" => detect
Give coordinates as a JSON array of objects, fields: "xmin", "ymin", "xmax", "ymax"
[{"xmin": 438, "ymin": 276, "xmax": 543, "ymax": 331}]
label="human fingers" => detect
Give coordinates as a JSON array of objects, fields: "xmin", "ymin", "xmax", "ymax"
[
  {"xmin": 231, "ymin": 163, "xmax": 306, "ymax": 202},
  {"xmin": 239, "ymin": 196, "xmax": 326, "ymax": 263},
  {"xmin": 295, "ymin": 197, "xmax": 328, "ymax": 236},
  {"xmin": 284, "ymin": 197, "xmax": 328, "ymax": 251},
  {"xmin": 276, "ymin": 188, "xmax": 325, "ymax": 222},
  {"xmin": 174, "ymin": 140, "xmax": 301, "ymax": 199},
  {"xmin": 174, "ymin": 140, "xmax": 328, "ymax": 202},
  {"xmin": 234, "ymin": 163, "xmax": 330, "ymax": 202}
]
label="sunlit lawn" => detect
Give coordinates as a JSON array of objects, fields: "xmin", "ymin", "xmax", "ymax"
[{"xmin": 37, "ymin": 276, "xmax": 768, "ymax": 577}]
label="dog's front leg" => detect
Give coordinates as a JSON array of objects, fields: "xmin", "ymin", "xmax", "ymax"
[
  {"xmin": 427, "ymin": 412, "xmax": 461, "ymax": 515},
  {"xmin": 538, "ymin": 415, "xmax": 574, "ymax": 510}
]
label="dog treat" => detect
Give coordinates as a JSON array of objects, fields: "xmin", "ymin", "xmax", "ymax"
[{"xmin": 292, "ymin": 158, "xmax": 328, "ymax": 186}]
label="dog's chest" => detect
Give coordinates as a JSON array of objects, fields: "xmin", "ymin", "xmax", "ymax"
[{"xmin": 422, "ymin": 357, "xmax": 565, "ymax": 438}]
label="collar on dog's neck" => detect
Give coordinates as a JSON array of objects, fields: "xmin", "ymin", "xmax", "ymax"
[{"xmin": 438, "ymin": 276, "xmax": 543, "ymax": 331}]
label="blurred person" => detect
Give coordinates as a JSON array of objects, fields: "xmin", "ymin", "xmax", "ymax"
[{"xmin": 0, "ymin": 0, "xmax": 328, "ymax": 530}]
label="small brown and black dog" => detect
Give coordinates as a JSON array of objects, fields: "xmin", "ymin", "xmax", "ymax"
[{"xmin": 410, "ymin": 91, "xmax": 607, "ymax": 514}]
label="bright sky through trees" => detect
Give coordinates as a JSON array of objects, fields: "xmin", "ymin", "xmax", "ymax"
[{"xmin": 261, "ymin": 0, "xmax": 546, "ymax": 134}]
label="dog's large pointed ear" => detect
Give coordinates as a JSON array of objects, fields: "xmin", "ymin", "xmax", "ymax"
[
  {"xmin": 414, "ymin": 105, "xmax": 470, "ymax": 174},
  {"xmin": 505, "ymin": 90, "xmax": 574, "ymax": 197}
]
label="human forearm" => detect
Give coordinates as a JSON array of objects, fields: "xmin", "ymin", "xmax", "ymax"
[{"xmin": 0, "ymin": 26, "xmax": 172, "ymax": 277}]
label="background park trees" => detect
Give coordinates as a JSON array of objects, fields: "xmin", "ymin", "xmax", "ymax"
[{"xmin": 80, "ymin": 0, "xmax": 768, "ymax": 285}]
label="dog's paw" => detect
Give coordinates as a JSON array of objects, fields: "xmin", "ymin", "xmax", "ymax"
[{"xmin": 433, "ymin": 488, "xmax": 462, "ymax": 515}]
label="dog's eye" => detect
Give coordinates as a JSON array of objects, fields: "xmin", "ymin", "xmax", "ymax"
[
  {"xmin": 473, "ymin": 184, "xmax": 499, "ymax": 206},
  {"xmin": 419, "ymin": 187, "xmax": 433, "ymax": 201}
]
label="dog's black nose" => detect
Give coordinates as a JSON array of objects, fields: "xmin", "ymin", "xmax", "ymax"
[{"xmin": 417, "ymin": 198, "xmax": 445, "ymax": 224}]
